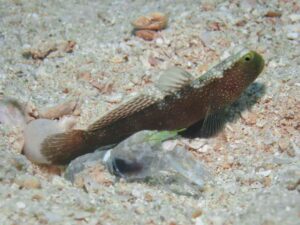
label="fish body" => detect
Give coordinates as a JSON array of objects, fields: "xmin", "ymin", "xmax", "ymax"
[{"xmin": 30, "ymin": 48, "xmax": 264, "ymax": 164}]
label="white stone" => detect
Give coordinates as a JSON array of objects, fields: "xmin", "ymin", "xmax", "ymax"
[
  {"xmin": 289, "ymin": 14, "xmax": 300, "ymax": 22},
  {"xmin": 16, "ymin": 201, "xmax": 26, "ymax": 209},
  {"xmin": 195, "ymin": 218, "xmax": 205, "ymax": 225},
  {"xmin": 256, "ymin": 170, "xmax": 272, "ymax": 177},
  {"xmin": 155, "ymin": 38, "xmax": 163, "ymax": 45},
  {"xmin": 287, "ymin": 32, "xmax": 299, "ymax": 40}
]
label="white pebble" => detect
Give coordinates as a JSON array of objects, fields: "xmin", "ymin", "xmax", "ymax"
[
  {"xmin": 52, "ymin": 175, "xmax": 68, "ymax": 187},
  {"xmin": 287, "ymin": 32, "xmax": 299, "ymax": 40},
  {"xmin": 104, "ymin": 93, "xmax": 123, "ymax": 103},
  {"xmin": 198, "ymin": 144, "xmax": 211, "ymax": 153},
  {"xmin": 268, "ymin": 60, "xmax": 277, "ymax": 68},
  {"xmin": 44, "ymin": 212, "xmax": 62, "ymax": 223},
  {"xmin": 256, "ymin": 170, "xmax": 272, "ymax": 177},
  {"xmin": 289, "ymin": 14, "xmax": 300, "ymax": 22},
  {"xmin": 187, "ymin": 139, "xmax": 207, "ymax": 150},
  {"xmin": 187, "ymin": 61, "xmax": 193, "ymax": 68},
  {"xmin": 16, "ymin": 201, "xmax": 26, "ymax": 209},
  {"xmin": 155, "ymin": 38, "xmax": 163, "ymax": 45},
  {"xmin": 195, "ymin": 217, "xmax": 205, "ymax": 225}
]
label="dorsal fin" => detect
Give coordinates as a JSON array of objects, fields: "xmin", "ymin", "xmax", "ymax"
[
  {"xmin": 156, "ymin": 67, "xmax": 194, "ymax": 94},
  {"xmin": 88, "ymin": 94, "xmax": 159, "ymax": 132}
]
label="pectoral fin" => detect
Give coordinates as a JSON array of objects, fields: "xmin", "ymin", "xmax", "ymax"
[{"xmin": 180, "ymin": 108, "xmax": 226, "ymax": 138}]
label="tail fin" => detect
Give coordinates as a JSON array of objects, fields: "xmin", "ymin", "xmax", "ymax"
[{"xmin": 40, "ymin": 130, "xmax": 94, "ymax": 165}]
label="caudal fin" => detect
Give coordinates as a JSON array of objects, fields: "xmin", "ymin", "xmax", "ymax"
[{"xmin": 40, "ymin": 130, "xmax": 93, "ymax": 165}]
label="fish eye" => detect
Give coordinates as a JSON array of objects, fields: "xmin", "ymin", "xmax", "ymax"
[{"xmin": 243, "ymin": 53, "xmax": 253, "ymax": 62}]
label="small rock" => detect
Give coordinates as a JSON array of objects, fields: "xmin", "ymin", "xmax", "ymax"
[
  {"xmin": 273, "ymin": 156, "xmax": 293, "ymax": 165},
  {"xmin": 263, "ymin": 176, "xmax": 272, "ymax": 187},
  {"xmin": 39, "ymin": 100, "xmax": 79, "ymax": 119},
  {"xmin": 44, "ymin": 212, "xmax": 63, "ymax": 223},
  {"xmin": 182, "ymin": 138, "xmax": 207, "ymax": 150},
  {"xmin": 268, "ymin": 60, "xmax": 277, "ymax": 68},
  {"xmin": 245, "ymin": 112, "xmax": 257, "ymax": 125},
  {"xmin": 265, "ymin": 11, "xmax": 282, "ymax": 18},
  {"xmin": 15, "ymin": 174, "xmax": 41, "ymax": 189},
  {"xmin": 135, "ymin": 30, "xmax": 158, "ymax": 41},
  {"xmin": 192, "ymin": 208, "xmax": 203, "ymax": 218},
  {"xmin": 256, "ymin": 119, "xmax": 267, "ymax": 128},
  {"xmin": 64, "ymin": 151, "xmax": 107, "ymax": 182},
  {"xmin": 8, "ymin": 128, "xmax": 25, "ymax": 153},
  {"xmin": 287, "ymin": 32, "xmax": 298, "ymax": 40},
  {"xmin": 286, "ymin": 179, "xmax": 300, "ymax": 191},
  {"xmin": 110, "ymin": 55, "xmax": 127, "ymax": 64},
  {"xmin": 155, "ymin": 37, "xmax": 164, "ymax": 45},
  {"xmin": 11, "ymin": 156, "xmax": 29, "ymax": 171},
  {"xmin": 148, "ymin": 55, "xmax": 159, "ymax": 67},
  {"xmin": 240, "ymin": 0, "xmax": 256, "ymax": 12},
  {"xmin": 22, "ymin": 40, "xmax": 76, "ymax": 60},
  {"xmin": 104, "ymin": 93, "xmax": 123, "ymax": 103},
  {"xmin": 132, "ymin": 12, "xmax": 168, "ymax": 30},
  {"xmin": 16, "ymin": 201, "xmax": 26, "ymax": 209},
  {"xmin": 289, "ymin": 14, "xmax": 300, "ymax": 22},
  {"xmin": 144, "ymin": 192, "xmax": 154, "ymax": 202},
  {"xmin": 134, "ymin": 206, "xmax": 145, "ymax": 215},
  {"xmin": 25, "ymin": 101, "xmax": 39, "ymax": 122},
  {"xmin": 52, "ymin": 175, "xmax": 68, "ymax": 187},
  {"xmin": 61, "ymin": 40, "xmax": 76, "ymax": 53},
  {"xmin": 22, "ymin": 42, "xmax": 57, "ymax": 60},
  {"xmin": 195, "ymin": 217, "xmax": 205, "ymax": 225},
  {"xmin": 278, "ymin": 138, "xmax": 295, "ymax": 157},
  {"xmin": 278, "ymin": 138, "xmax": 289, "ymax": 152},
  {"xmin": 31, "ymin": 193, "xmax": 44, "ymax": 201},
  {"xmin": 198, "ymin": 144, "xmax": 211, "ymax": 153},
  {"xmin": 256, "ymin": 170, "xmax": 272, "ymax": 177}
]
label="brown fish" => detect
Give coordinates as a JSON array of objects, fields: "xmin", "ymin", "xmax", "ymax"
[{"xmin": 23, "ymin": 48, "xmax": 264, "ymax": 165}]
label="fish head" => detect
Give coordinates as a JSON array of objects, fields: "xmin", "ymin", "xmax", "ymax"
[
  {"xmin": 236, "ymin": 50, "xmax": 265, "ymax": 84},
  {"xmin": 211, "ymin": 50, "xmax": 265, "ymax": 110}
]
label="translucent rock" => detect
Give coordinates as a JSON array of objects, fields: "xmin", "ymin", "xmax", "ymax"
[
  {"xmin": 104, "ymin": 130, "xmax": 210, "ymax": 193},
  {"xmin": 64, "ymin": 151, "xmax": 107, "ymax": 182},
  {"xmin": 65, "ymin": 149, "xmax": 115, "ymax": 193},
  {"xmin": 65, "ymin": 130, "xmax": 210, "ymax": 195}
]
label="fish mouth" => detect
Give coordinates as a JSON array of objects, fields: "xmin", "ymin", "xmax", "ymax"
[{"xmin": 252, "ymin": 51, "xmax": 265, "ymax": 75}]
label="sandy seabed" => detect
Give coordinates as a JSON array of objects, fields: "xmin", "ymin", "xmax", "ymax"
[{"xmin": 0, "ymin": 0, "xmax": 299, "ymax": 224}]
